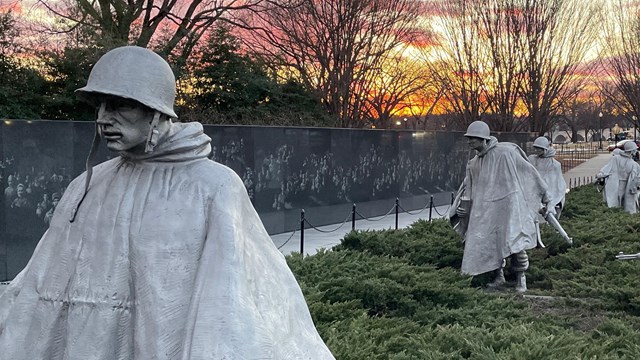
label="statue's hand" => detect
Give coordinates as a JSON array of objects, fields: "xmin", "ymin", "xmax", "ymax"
[
  {"xmin": 456, "ymin": 207, "xmax": 467, "ymax": 217},
  {"xmin": 546, "ymin": 204, "xmax": 556, "ymax": 216},
  {"xmin": 538, "ymin": 205, "xmax": 547, "ymax": 215}
]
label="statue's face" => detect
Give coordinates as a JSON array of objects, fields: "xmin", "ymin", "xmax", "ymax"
[
  {"xmin": 466, "ymin": 136, "xmax": 486, "ymax": 151},
  {"xmin": 534, "ymin": 146, "xmax": 545, "ymax": 155},
  {"xmin": 96, "ymin": 96, "xmax": 152, "ymax": 153}
]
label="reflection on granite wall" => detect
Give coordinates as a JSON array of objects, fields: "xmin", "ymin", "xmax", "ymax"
[{"xmin": 0, "ymin": 120, "xmax": 533, "ymax": 280}]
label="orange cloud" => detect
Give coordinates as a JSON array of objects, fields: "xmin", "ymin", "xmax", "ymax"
[{"xmin": 0, "ymin": 1, "xmax": 23, "ymax": 13}]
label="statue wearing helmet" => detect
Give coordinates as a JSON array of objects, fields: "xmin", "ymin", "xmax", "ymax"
[
  {"xmin": 597, "ymin": 140, "xmax": 640, "ymax": 214},
  {"xmin": 450, "ymin": 121, "xmax": 551, "ymax": 293},
  {"xmin": 529, "ymin": 136, "xmax": 567, "ymax": 217},
  {"xmin": 0, "ymin": 46, "xmax": 335, "ymax": 360}
]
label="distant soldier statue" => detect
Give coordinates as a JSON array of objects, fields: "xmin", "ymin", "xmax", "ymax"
[
  {"xmin": 0, "ymin": 46, "xmax": 335, "ymax": 360},
  {"xmin": 596, "ymin": 141, "xmax": 640, "ymax": 214},
  {"xmin": 529, "ymin": 136, "xmax": 567, "ymax": 218},
  {"xmin": 450, "ymin": 121, "xmax": 551, "ymax": 293}
]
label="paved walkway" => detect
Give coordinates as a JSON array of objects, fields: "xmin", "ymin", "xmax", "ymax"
[
  {"xmin": 272, "ymin": 152, "xmax": 613, "ymax": 257},
  {"xmin": 562, "ymin": 153, "xmax": 611, "ymax": 187},
  {"xmin": 271, "ymin": 204, "xmax": 452, "ymax": 256}
]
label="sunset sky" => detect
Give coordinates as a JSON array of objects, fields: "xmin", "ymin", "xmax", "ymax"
[{"xmin": 3, "ymin": 0, "xmax": 638, "ymax": 127}]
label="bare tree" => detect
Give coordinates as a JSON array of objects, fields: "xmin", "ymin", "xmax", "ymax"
[
  {"xmin": 475, "ymin": 0, "xmax": 525, "ymax": 132},
  {"xmin": 428, "ymin": 0, "xmax": 487, "ymax": 130},
  {"xmin": 244, "ymin": 0, "xmax": 422, "ymax": 128},
  {"xmin": 519, "ymin": 0, "xmax": 600, "ymax": 135},
  {"xmin": 555, "ymin": 86, "xmax": 601, "ymax": 143},
  {"xmin": 405, "ymin": 80, "xmax": 446, "ymax": 130},
  {"xmin": 599, "ymin": 0, "xmax": 640, "ymax": 130},
  {"xmin": 360, "ymin": 50, "xmax": 433, "ymax": 129},
  {"xmin": 428, "ymin": 0, "xmax": 523, "ymax": 132},
  {"xmin": 35, "ymin": 0, "xmax": 264, "ymax": 61},
  {"xmin": 427, "ymin": 0, "xmax": 599, "ymax": 134}
]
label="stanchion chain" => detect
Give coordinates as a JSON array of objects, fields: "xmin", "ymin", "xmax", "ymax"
[
  {"xmin": 397, "ymin": 202, "xmax": 430, "ymax": 216},
  {"xmin": 432, "ymin": 203, "xmax": 452, "ymax": 217},
  {"xmin": 354, "ymin": 204, "xmax": 397, "ymax": 222},
  {"xmin": 303, "ymin": 212, "xmax": 353, "ymax": 233},
  {"xmin": 277, "ymin": 230, "xmax": 297, "ymax": 250}
]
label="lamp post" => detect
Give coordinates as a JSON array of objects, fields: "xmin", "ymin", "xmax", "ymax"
[
  {"xmin": 599, "ymin": 112, "xmax": 603, "ymax": 150},
  {"xmin": 634, "ymin": 115, "xmax": 637, "ymax": 140}
]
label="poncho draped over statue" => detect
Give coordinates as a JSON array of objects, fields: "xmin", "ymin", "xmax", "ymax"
[
  {"xmin": 0, "ymin": 122, "xmax": 335, "ymax": 360},
  {"xmin": 449, "ymin": 137, "xmax": 550, "ymax": 276},
  {"xmin": 528, "ymin": 147, "xmax": 566, "ymax": 213},
  {"xmin": 597, "ymin": 152, "xmax": 640, "ymax": 214}
]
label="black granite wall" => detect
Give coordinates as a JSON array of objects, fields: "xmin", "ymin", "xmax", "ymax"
[{"xmin": 0, "ymin": 120, "xmax": 533, "ymax": 280}]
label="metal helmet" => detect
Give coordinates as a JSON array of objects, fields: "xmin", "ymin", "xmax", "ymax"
[
  {"xmin": 533, "ymin": 136, "xmax": 550, "ymax": 149},
  {"xmin": 623, "ymin": 141, "xmax": 638, "ymax": 152},
  {"xmin": 75, "ymin": 46, "xmax": 178, "ymax": 118},
  {"xmin": 464, "ymin": 121, "xmax": 491, "ymax": 139}
]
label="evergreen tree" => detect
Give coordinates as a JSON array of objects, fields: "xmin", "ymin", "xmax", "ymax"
[
  {"xmin": 180, "ymin": 26, "xmax": 334, "ymax": 126},
  {"xmin": 0, "ymin": 12, "xmax": 47, "ymax": 119}
]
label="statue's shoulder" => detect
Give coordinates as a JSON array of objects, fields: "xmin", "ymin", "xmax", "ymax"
[
  {"xmin": 189, "ymin": 158, "xmax": 244, "ymax": 187},
  {"xmin": 67, "ymin": 157, "xmax": 121, "ymax": 189},
  {"xmin": 489, "ymin": 142, "xmax": 521, "ymax": 159},
  {"xmin": 495, "ymin": 141, "xmax": 521, "ymax": 151}
]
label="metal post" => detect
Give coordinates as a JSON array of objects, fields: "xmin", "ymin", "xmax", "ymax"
[
  {"xmin": 395, "ymin": 198, "xmax": 399, "ymax": 230},
  {"xmin": 429, "ymin": 195, "xmax": 434, "ymax": 222},
  {"xmin": 351, "ymin": 203, "xmax": 356, "ymax": 231},
  {"xmin": 300, "ymin": 209, "xmax": 305, "ymax": 255},
  {"xmin": 599, "ymin": 112, "xmax": 603, "ymax": 150},
  {"xmin": 569, "ymin": 178, "xmax": 572, "ymax": 189}
]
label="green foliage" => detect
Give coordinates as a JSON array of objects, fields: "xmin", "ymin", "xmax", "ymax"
[
  {"xmin": 178, "ymin": 26, "xmax": 335, "ymax": 126},
  {"xmin": 337, "ymin": 220, "xmax": 463, "ymax": 269},
  {"xmin": 39, "ymin": 46, "xmax": 104, "ymax": 120},
  {"xmin": 289, "ymin": 184, "xmax": 640, "ymax": 358},
  {"xmin": 0, "ymin": 11, "xmax": 48, "ymax": 119}
]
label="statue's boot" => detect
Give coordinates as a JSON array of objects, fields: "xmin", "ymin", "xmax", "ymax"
[
  {"xmin": 486, "ymin": 268, "xmax": 506, "ymax": 288},
  {"xmin": 515, "ymin": 271, "xmax": 527, "ymax": 293}
]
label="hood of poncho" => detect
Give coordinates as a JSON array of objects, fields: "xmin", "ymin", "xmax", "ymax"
[
  {"xmin": 121, "ymin": 121, "xmax": 212, "ymax": 162},
  {"xmin": 538, "ymin": 147, "xmax": 556, "ymax": 158},
  {"xmin": 477, "ymin": 136, "xmax": 499, "ymax": 157}
]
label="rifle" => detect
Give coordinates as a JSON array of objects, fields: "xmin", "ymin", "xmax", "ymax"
[
  {"xmin": 544, "ymin": 212, "xmax": 573, "ymax": 245},
  {"xmin": 615, "ymin": 252, "xmax": 640, "ymax": 260},
  {"xmin": 539, "ymin": 206, "xmax": 573, "ymax": 245}
]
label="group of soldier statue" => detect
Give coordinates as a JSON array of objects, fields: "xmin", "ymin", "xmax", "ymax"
[
  {"xmin": 2, "ymin": 45, "xmax": 638, "ymax": 358},
  {"xmin": 596, "ymin": 141, "xmax": 640, "ymax": 214},
  {"xmin": 449, "ymin": 121, "xmax": 569, "ymax": 293},
  {"xmin": 450, "ymin": 120, "xmax": 640, "ymax": 291},
  {"xmin": 598, "ymin": 138, "xmax": 640, "ymax": 261}
]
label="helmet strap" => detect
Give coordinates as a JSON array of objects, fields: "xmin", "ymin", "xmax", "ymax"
[
  {"xmin": 70, "ymin": 105, "xmax": 103, "ymax": 222},
  {"xmin": 145, "ymin": 111, "xmax": 161, "ymax": 153}
]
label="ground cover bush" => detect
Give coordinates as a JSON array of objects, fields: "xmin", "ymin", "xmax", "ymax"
[{"xmin": 288, "ymin": 185, "xmax": 640, "ymax": 359}]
